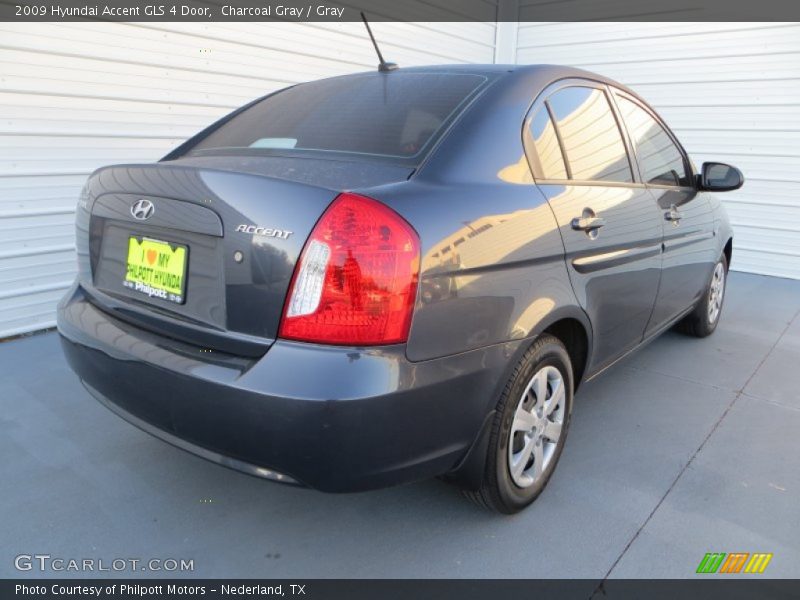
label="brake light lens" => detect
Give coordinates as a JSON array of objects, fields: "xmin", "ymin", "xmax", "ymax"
[{"xmin": 279, "ymin": 193, "xmax": 420, "ymax": 345}]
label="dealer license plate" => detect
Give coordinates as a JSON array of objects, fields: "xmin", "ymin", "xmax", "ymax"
[{"xmin": 123, "ymin": 237, "xmax": 188, "ymax": 304}]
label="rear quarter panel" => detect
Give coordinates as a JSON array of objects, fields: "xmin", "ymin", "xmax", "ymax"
[{"xmin": 370, "ymin": 180, "xmax": 577, "ymax": 362}]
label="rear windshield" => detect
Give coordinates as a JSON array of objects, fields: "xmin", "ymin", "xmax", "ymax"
[{"xmin": 184, "ymin": 72, "xmax": 489, "ymax": 164}]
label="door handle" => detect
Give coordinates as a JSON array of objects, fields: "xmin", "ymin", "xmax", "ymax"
[
  {"xmin": 571, "ymin": 216, "xmax": 606, "ymax": 231},
  {"xmin": 664, "ymin": 205, "xmax": 682, "ymax": 223}
]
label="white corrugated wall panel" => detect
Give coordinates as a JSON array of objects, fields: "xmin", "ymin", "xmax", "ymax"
[
  {"xmin": 515, "ymin": 21, "xmax": 800, "ymax": 279},
  {"xmin": 6, "ymin": 19, "xmax": 796, "ymax": 337},
  {"xmin": 0, "ymin": 20, "xmax": 496, "ymax": 337}
]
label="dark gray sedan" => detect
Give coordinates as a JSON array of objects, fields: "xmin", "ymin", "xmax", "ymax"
[{"xmin": 58, "ymin": 65, "xmax": 741, "ymax": 513}]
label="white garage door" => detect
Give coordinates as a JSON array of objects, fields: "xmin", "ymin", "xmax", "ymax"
[
  {"xmin": 513, "ymin": 22, "xmax": 800, "ymax": 281},
  {"xmin": 0, "ymin": 21, "xmax": 496, "ymax": 338}
]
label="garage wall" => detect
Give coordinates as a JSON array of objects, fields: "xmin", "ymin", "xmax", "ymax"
[
  {"xmin": 3, "ymin": 19, "xmax": 798, "ymax": 338},
  {"xmin": 513, "ymin": 21, "xmax": 800, "ymax": 280},
  {"xmin": 0, "ymin": 20, "xmax": 497, "ymax": 338}
]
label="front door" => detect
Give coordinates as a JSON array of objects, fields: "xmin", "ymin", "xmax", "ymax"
[{"xmin": 613, "ymin": 93, "xmax": 717, "ymax": 334}]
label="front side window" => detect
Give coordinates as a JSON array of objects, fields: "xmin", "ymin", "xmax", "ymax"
[
  {"xmin": 547, "ymin": 86, "xmax": 633, "ymax": 183},
  {"xmin": 617, "ymin": 96, "xmax": 691, "ymax": 187}
]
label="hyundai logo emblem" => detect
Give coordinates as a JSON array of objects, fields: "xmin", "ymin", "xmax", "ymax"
[{"xmin": 131, "ymin": 199, "xmax": 155, "ymax": 221}]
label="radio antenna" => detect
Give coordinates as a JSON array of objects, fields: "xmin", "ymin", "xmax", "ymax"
[{"xmin": 360, "ymin": 12, "xmax": 398, "ymax": 72}]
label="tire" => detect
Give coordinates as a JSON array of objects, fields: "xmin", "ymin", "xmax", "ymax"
[
  {"xmin": 463, "ymin": 334, "xmax": 573, "ymax": 514},
  {"xmin": 676, "ymin": 253, "xmax": 728, "ymax": 338}
]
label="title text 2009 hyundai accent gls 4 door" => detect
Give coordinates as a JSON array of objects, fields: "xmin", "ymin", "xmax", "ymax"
[{"xmin": 58, "ymin": 65, "xmax": 742, "ymax": 513}]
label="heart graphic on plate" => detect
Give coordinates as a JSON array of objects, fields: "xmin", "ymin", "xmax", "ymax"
[{"xmin": 146, "ymin": 249, "xmax": 157, "ymax": 265}]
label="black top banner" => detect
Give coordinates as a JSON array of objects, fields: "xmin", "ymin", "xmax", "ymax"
[{"xmin": 3, "ymin": 0, "xmax": 800, "ymax": 22}]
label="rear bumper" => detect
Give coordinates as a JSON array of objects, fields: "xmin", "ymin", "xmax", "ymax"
[{"xmin": 57, "ymin": 284, "xmax": 517, "ymax": 492}]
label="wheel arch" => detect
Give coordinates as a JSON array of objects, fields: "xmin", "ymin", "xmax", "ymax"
[
  {"xmin": 542, "ymin": 318, "xmax": 590, "ymax": 392},
  {"xmin": 445, "ymin": 306, "xmax": 593, "ymax": 490},
  {"xmin": 723, "ymin": 237, "xmax": 733, "ymax": 269},
  {"xmin": 529, "ymin": 307, "xmax": 593, "ymax": 391}
]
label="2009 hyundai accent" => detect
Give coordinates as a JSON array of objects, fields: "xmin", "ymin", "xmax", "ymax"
[{"xmin": 58, "ymin": 64, "xmax": 742, "ymax": 513}]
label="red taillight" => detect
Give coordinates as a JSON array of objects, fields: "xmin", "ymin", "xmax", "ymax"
[{"xmin": 279, "ymin": 192, "xmax": 420, "ymax": 345}]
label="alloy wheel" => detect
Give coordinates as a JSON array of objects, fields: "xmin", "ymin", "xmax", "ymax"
[
  {"xmin": 507, "ymin": 365, "xmax": 565, "ymax": 488},
  {"xmin": 707, "ymin": 261, "xmax": 726, "ymax": 324}
]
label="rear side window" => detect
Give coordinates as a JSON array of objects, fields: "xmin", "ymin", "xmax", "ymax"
[
  {"xmin": 547, "ymin": 87, "xmax": 633, "ymax": 183},
  {"xmin": 185, "ymin": 73, "xmax": 488, "ymax": 163},
  {"xmin": 528, "ymin": 107, "xmax": 568, "ymax": 179},
  {"xmin": 616, "ymin": 96, "xmax": 691, "ymax": 187}
]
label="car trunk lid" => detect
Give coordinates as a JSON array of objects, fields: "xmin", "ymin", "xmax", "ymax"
[{"xmin": 79, "ymin": 158, "xmax": 414, "ymax": 356}]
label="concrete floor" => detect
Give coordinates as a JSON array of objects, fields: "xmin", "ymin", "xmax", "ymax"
[{"xmin": 1, "ymin": 272, "xmax": 798, "ymax": 580}]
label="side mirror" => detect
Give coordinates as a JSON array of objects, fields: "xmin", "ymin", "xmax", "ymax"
[{"xmin": 700, "ymin": 162, "xmax": 744, "ymax": 192}]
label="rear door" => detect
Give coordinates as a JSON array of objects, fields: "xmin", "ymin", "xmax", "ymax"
[
  {"xmin": 612, "ymin": 91, "xmax": 717, "ymax": 334},
  {"xmin": 525, "ymin": 80, "xmax": 663, "ymax": 373}
]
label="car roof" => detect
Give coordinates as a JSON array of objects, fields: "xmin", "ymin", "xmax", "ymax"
[
  {"xmin": 392, "ymin": 63, "xmax": 639, "ymax": 97},
  {"xmin": 286, "ymin": 64, "xmax": 641, "ymax": 104}
]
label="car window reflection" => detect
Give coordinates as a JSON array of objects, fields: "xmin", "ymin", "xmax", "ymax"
[{"xmin": 547, "ymin": 87, "xmax": 632, "ymax": 183}]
